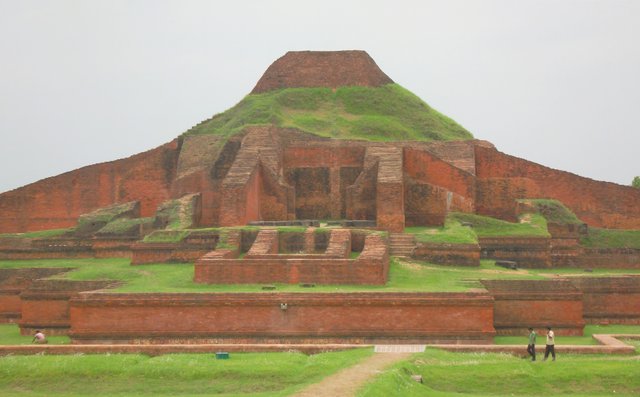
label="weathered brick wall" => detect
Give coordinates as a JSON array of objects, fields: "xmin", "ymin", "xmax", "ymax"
[
  {"xmin": 0, "ymin": 268, "xmax": 71, "ymax": 322},
  {"xmin": 479, "ymin": 237, "xmax": 551, "ymax": 268},
  {"xmin": 19, "ymin": 280, "xmax": 114, "ymax": 335},
  {"xmin": 413, "ymin": 243, "xmax": 480, "ymax": 266},
  {"xmin": 475, "ymin": 145, "xmax": 640, "ymax": 228},
  {"xmin": 251, "ymin": 50, "xmax": 393, "ymax": 93},
  {"xmin": 0, "ymin": 141, "xmax": 179, "ymax": 233},
  {"xmin": 195, "ymin": 233, "xmax": 387, "ymax": 285},
  {"xmin": 69, "ymin": 292, "xmax": 495, "ymax": 344},
  {"xmin": 476, "ymin": 178, "xmax": 541, "ymax": 222},
  {"xmin": 569, "ymin": 276, "xmax": 640, "ymax": 324},
  {"xmin": 481, "ymin": 279, "xmax": 585, "ymax": 335}
]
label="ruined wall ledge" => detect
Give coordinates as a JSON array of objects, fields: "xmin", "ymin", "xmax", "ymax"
[{"xmin": 70, "ymin": 292, "xmax": 495, "ymax": 307}]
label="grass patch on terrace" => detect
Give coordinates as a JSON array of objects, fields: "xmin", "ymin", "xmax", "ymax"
[
  {"xmin": 185, "ymin": 84, "xmax": 472, "ymax": 142},
  {"xmin": 580, "ymin": 227, "xmax": 640, "ymax": 249},
  {"xmin": 519, "ymin": 199, "xmax": 583, "ymax": 225},
  {"xmin": 0, "ymin": 228, "xmax": 73, "ymax": 239},
  {"xmin": 357, "ymin": 347, "xmax": 640, "ymax": 397},
  {"xmin": 0, "ymin": 324, "xmax": 70, "ymax": 345},
  {"xmin": 0, "ymin": 348, "xmax": 372, "ymax": 397},
  {"xmin": 494, "ymin": 324, "xmax": 640, "ymax": 346},
  {"xmin": 450, "ymin": 212, "xmax": 550, "ymax": 238},
  {"xmin": 405, "ymin": 219, "xmax": 478, "ymax": 244},
  {"xmin": 5, "ymin": 258, "xmax": 639, "ymax": 294}
]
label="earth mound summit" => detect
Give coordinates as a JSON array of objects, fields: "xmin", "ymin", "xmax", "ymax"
[{"xmin": 251, "ymin": 50, "xmax": 394, "ymax": 93}]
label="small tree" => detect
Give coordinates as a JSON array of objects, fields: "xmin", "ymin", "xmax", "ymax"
[{"xmin": 633, "ymin": 176, "xmax": 640, "ymax": 189}]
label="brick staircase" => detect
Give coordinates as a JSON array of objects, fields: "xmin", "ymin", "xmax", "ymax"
[{"xmin": 388, "ymin": 233, "xmax": 416, "ymax": 257}]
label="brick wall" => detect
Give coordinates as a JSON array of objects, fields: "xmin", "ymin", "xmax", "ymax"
[
  {"xmin": 413, "ymin": 243, "xmax": 480, "ymax": 266},
  {"xmin": 69, "ymin": 292, "xmax": 495, "ymax": 344},
  {"xmin": 0, "ymin": 141, "xmax": 179, "ymax": 233},
  {"xmin": 481, "ymin": 279, "xmax": 585, "ymax": 335},
  {"xmin": 19, "ymin": 279, "xmax": 115, "ymax": 335},
  {"xmin": 569, "ymin": 276, "xmax": 640, "ymax": 324},
  {"xmin": 475, "ymin": 145, "xmax": 640, "ymax": 229},
  {"xmin": 479, "ymin": 237, "xmax": 551, "ymax": 268}
]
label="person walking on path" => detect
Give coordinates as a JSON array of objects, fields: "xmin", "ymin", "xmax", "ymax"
[
  {"xmin": 527, "ymin": 327, "xmax": 537, "ymax": 361},
  {"xmin": 543, "ymin": 326, "xmax": 555, "ymax": 361}
]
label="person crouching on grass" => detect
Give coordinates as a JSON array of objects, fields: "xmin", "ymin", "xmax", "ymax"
[
  {"xmin": 32, "ymin": 330, "xmax": 47, "ymax": 344},
  {"xmin": 527, "ymin": 327, "xmax": 536, "ymax": 361},
  {"xmin": 543, "ymin": 326, "xmax": 555, "ymax": 361}
]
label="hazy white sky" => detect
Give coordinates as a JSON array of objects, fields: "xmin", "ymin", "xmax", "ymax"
[{"xmin": 1, "ymin": 0, "xmax": 639, "ymax": 193}]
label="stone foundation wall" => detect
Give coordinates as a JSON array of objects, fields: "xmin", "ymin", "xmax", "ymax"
[{"xmin": 69, "ymin": 292, "xmax": 495, "ymax": 344}]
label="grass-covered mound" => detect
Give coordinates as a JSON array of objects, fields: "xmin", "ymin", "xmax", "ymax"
[
  {"xmin": 185, "ymin": 84, "xmax": 472, "ymax": 142},
  {"xmin": 0, "ymin": 348, "xmax": 371, "ymax": 397},
  {"xmin": 358, "ymin": 348, "xmax": 640, "ymax": 397},
  {"xmin": 519, "ymin": 199, "xmax": 583, "ymax": 225}
]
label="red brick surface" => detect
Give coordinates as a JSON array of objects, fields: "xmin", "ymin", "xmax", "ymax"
[
  {"xmin": 475, "ymin": 145, "xmax": 640, "ymax": 228},
  {"xmin": 0, "ymin": 141, "xmax": 179, "ymax": 233},
  {"xmin": 251, "ymin": 50, "xmax": 393, "ymax": 93},
  {"xmin": 481, "ymin": 279, "xmax": 585, "ymax": 335},
  {"xmin": 69, "ymin": 292, "xmax": 495, "ymax": 344},
  {"xmin": 569, "ymin": 276, "xmax": 640, "ymax": 324},
  {"xmin": 413, "ymin": 243, "xmax": 480, "ymax": 266}
]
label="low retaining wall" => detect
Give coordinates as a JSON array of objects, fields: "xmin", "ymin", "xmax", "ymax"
[
  {"xmin": 569, "ymin": 276, "xmax": 640, "ymax": 324},
  {"xmin": 68, "ymin": 292, "xmax": 496, "ymax": 344},
  {"xmin": 481, "ymin": 279, "xmax": 585, "ymax": 335},
  {"xmin": 19, "ymin": 279, "xmax": 116, "ymax": 335},
  {"xmin": 131, "ymin": 243, "xmax": 213, "ymax": 265},
  {"xmin": 479, "ymin": 237, "xmax": 551, "ymax": 268},
  {"xmin": 0, "ymin": 268, "xmax": 72, "ymax": 323},
  {"xmin": 195, "ymin": 234, "xmax": 389, "ymax": 285},
  {"xmin": 0, "ymin": 238, "xmax": 138, "ymax": 260},
  {"xmin": 412, "ymin": 243, "xmax": 480, "ymax": 266}
]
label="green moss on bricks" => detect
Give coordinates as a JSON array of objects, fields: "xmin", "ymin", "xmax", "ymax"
[
  {"xmin": 183, "ymin": 84, "xmax": 472, "ymax": 142},
  {"xmin": 96, "ymin": 217, "xmax": 153, "ymax": 236},
  {"xmin": 142, "ymin": 230, "xmax": 191, "ymax": 243}
]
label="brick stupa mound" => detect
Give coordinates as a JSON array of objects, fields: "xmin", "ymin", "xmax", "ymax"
[{"xmin": 251, "ymin": 50, "xmax": 393, "ymax": 93}]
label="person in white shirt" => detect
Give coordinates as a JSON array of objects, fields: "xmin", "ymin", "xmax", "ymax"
[
  {"xmin": 32, "ymin": 330, "xmax": 47, "ymax": 344},
  {"xmin": 543, "ymin": 326, "xmax": 555, "ymax": 361}
]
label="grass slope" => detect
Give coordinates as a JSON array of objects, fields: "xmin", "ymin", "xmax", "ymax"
[
  {"xmin": 185, "ymin": 84, "xmax": 472, "ymax": 142},
  {"xmin": 0, "ymin": 349, "xmax": 372, "ymax": 397},
  {"xmin": 358, "ymin": 348, "xmax": 640, "ymax": 397}
]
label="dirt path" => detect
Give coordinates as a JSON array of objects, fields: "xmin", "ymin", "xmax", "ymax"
[{"xmin": 292, "ymin": 352, "xmax": 411, "ymax": 397}]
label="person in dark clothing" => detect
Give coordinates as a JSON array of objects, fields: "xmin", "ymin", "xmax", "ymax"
[
  {"xmin": 527, "ymin": 327, "xmax": 536, "ymax": 361},
  {"xmin": 543, "ymin": 326, "xmax": 556, "ymax": 361}
]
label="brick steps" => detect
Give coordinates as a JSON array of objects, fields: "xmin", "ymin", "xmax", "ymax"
[{"xmin": 389, "ymin": 233, "xmax": 416, "ymax": 257}]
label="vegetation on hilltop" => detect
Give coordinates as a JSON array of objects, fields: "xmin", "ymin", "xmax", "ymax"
[
  {"xmin": 184, "ymin": 84, "xmax": 472, "ymax": 142},
  {"xmin": 449, "ymin": 212, "xmax": 550, "ymax": 238}
]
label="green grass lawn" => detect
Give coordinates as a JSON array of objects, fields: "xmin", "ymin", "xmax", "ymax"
[
  {"xmin": 450, "ymin": 212, "xmax": 550, "ymax": 238},
  {"xmin": 2, "ymin": 258, "xmax": 640, "ymax": 294},
  {"xmin": 0, "ymin": 348, "xmax": 372, "ymax": 397},
  {"xmin": 357, "ymin": 348, "xmax": 640, "ymax": 397},
  {"xmin": 494, "ymin": 324, "xmax": 640, "ymax": 346},
  {"xmin": 0, "ymin": 324, "xmax": 69, "ymax": 345}
]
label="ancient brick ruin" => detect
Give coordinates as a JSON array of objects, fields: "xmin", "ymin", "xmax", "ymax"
[{"xmin": 1, "ymin": 50, "xmax": 639, "ymax": 345}]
